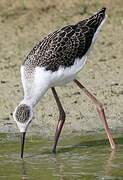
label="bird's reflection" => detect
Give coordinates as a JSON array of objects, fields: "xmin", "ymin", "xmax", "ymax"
[
  {"xmin": 20, "ymin": 146, "xmax": 116, "ymax": 180},
  {"xmin": 104, "ymin": 149, "xmax": 116, "ymax": 176},
  {"xmin": 52, "ymin": 155, "xmax": 66, "ymax": 180},
  {"xmin": 21, "ymin": 160, "xmax": 28, "ymax": 180},
  {"xmin": 51, "ymin": 148, "xmax": 116, "ymax": 180},
  {"xmin": 20, "ymin": 156, "xmax": 66, "ymax": 180}
]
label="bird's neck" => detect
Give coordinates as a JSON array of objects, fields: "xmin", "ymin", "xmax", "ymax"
[
  {"xmin": 21, "ymin": 87, "xmax": 48, "ymax": 108},
  {"xmin": 21, "ymin": 96, "xmax": 41, "ymax": 108},
  {"xmin": 20, "ymin": 99, "xmax": 34, "ymax": 108}
]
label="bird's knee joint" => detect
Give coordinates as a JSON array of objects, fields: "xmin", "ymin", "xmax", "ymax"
[
  {"xmin": 97, "ymin": 103, "xmax": 104, "ymax": 111},
  {"xmin": 59, "ymin": 110, "xmax": 66, "ymax": 121}
]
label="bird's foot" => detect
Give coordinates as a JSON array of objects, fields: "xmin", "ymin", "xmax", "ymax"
[{"xmin": 52, "ymin": 147, "xmax": 56, "ymax": 154}]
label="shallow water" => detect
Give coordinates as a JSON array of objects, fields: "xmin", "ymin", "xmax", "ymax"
[{"xmin": 0, "ymin": 133, "xmax": 123, "ymax": 180}]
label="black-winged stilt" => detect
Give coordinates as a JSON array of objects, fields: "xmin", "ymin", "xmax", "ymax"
[{"xmin": 13, "ymin": 7, "xmax": 116, "ymax": 158}]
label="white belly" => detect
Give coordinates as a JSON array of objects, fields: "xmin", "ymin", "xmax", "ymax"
[
  {"xmin": 35, "ymin": 55, "xmax": 87, "ymax": 87},
  {"xmin": 52, "ymin": 57, "xmax": 87, "ymax": 86}
]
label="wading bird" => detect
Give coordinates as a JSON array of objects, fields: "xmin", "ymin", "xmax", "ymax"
[{"xmin": 13, "ymin": 7, "xmax": 116, "ymax": 158}]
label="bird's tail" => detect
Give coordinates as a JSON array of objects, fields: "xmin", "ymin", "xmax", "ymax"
[{"xmin": 86, "ymin": 7, "xmax": 107, "ymax": 31}]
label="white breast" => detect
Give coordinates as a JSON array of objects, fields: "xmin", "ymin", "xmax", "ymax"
[{"xmin": 20, "ymin": 55, "xmax": 87, "ymax": 106}]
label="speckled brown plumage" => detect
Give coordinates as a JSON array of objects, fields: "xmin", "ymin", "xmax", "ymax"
[
  {"xmin": 23, "ymin": 8, "xmax": 106, "ymax": 72},
  {"xmin": 15, "ymin": 104, "xmax": 30, "ymax": 123}
]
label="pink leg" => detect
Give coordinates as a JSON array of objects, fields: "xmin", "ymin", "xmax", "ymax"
[
  {"xmin": 74, "ymin": 79, "xmax": 116, "ymax": 150},
  {"xmin": 51, "ymin": 87, "xmax": 66, "ymax": 153}
]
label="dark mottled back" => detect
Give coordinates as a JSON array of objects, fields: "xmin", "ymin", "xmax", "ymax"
[
  {"xmin": 23, "ymin": 8, "xmax": 106, "ymax": 72},
  {"xmin": 15, "ymin": 104, "xmax": 30, "ymax": 123}
]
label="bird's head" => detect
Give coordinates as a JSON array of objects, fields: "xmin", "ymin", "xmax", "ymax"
[{"xmin": 13, "ymin": 103, "xmax": 33, "ymax": 158}]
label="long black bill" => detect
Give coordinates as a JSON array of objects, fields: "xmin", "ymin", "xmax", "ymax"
[{"xmin": 21, "ymin": 132, "xmax": 26, "ymax": 159}]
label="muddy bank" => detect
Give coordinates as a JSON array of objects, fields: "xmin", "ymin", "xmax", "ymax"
[{"xmin": 0, "ymin": 0, "xmax": 123, "ymax": 135}]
